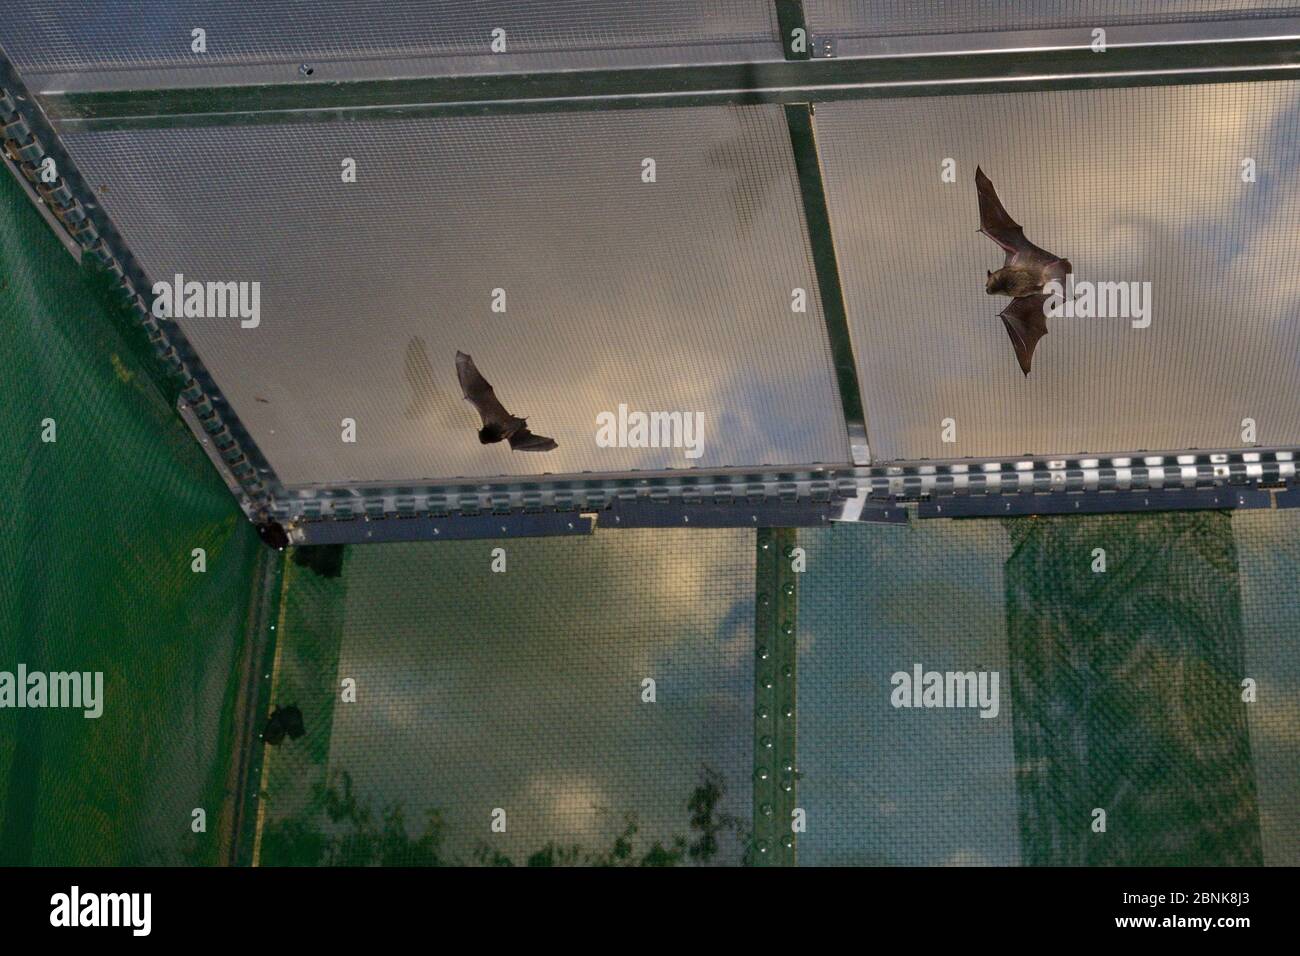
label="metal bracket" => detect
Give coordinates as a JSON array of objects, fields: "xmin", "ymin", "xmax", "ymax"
[
  {"xmin": 918, "ymin": 485, "xmax": 1283, "ymax": 518},
  {"xmin": 834, "ymin": 488, "xmax": 909, "ymax": 523},
  {"xmin": 293, "ymin": 510, "xmax": 596, "ymax": 545},
  {"xmin": 178, "ymin": 399, "xmax": 258, "ymax": 518},
  {"xmin": 810, "ymin": 35, "xmax": 837, "ymax": 59},
  {"xmin": 752, "ymin": 527, "xmax": 799, "ymax": 865}
]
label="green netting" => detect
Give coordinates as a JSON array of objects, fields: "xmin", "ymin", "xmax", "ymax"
[
  {"xmin": 1004, "ymin": 512, "xmax": 1258, "ymax": 866},
  {"xmin": 1233, "ymin": 509, "xmax": 1300, "ymax": 866},
  {"xmin": 0, "ymin": 168, "xmax": 262, "ymax": 865},
  {"xmin": 257, "ymin": 529, "xmax": 754, "ymax": 866}
]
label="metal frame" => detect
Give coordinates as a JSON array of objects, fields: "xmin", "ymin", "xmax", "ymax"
[
  {"xmin": 3, "ymin": 19, "xmax": 1298, "ymax": 544},
  {"xmin": 752, "ymin": 527, "xmax": 799, "ymax": 865},
  {"xmin": 814, "ymin": 15, "xmax": 1300, "ymax": 60},
  {"xmin": 33, "ymin": 37, "xmax": 1300, "ymax": 132},
  {"xmin": 784, "ymin": 101, "xmax": 870, "ymax": 465}
]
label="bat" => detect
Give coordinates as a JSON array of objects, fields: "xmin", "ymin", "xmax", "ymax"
[
  {"xmin": 262, "ymin": 705, "xmax": 305, "ymax": 746},
  {"xmin": 455, "ymin": 351, "xmax": 558, "ymax": 452},
  {"xmin": 256, "ymin": 517, "xmax": 289, "ymax": 550},
  {"xmin": 976, "ymin": 166, "xmax": 1072, "ymax": 375}
]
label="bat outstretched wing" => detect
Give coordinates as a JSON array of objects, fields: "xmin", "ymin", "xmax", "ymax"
[
  {"xmin": 999, "ymin": 294, "xmax": 1050, "ymax": 376},
  {"xmin": 509, "ymin": 428, "xmax": 558, "ymax": 452},
  {"xmin": 976, "ymin": 166, "xmax": 1026, "ymax": 255},
  {"xmin": 976, "ymin": 166, "xmax": 1065, "ymax": 274},
  {"xmin": 456, "ymin": 351, "xmax": 515, "ymax": 433}
]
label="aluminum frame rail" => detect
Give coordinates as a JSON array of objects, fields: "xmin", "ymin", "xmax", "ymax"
[{"xmin": 3, "ymin": 11, "xmax": 1298, "ymax": 544}]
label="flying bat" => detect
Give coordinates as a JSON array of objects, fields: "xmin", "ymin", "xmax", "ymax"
[
  {"xmin": 262, "ymin": 704, "xmax": 305, "ymax": 746},
  {"xmin": 455, "ymin": 351, "xmax": 558, "ymax": 452},
  {"xmin": 976, "ymin": 166, "xmax": 1072, "ymax": 375}
]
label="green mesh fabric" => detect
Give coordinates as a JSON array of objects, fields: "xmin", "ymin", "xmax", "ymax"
[
  {"xmin": 1004, "ymin": 512, "xmax": 1259, "ymax": 866},
  {"xmin": 1233, "ymin": 509, "xmax": 1300, "ymax": 866},
  {"xmin": 257, "ymin": 529, "xmax": 754, "ymax": 866},
  {"xmin": 0, "ymin": 168, "xmax": 261, "ymax": 865}
]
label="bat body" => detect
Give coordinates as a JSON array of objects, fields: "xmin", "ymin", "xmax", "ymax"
[
  {"xmin": 976, "ymin": 166, "xmax": 1072, "ymax": 375},
  {"xmin": 455, "ymin": 351, "xmax": 558, "ymax": 452},
  {"xmin": 256, "ymin": 518, "xmax": 289, "ymax": 550},
  {"xmin": 262, "ymin": 705, "xmax": 305, "ymax": 746}
]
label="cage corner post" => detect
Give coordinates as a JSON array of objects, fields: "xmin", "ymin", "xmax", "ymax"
[{"xmin": 752, "ymin": 527, "xmax": 799, "ymax": 865}]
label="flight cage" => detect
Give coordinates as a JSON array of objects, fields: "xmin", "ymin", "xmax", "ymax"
[{"xmin": 0, "ymin": 2, "xmax": 1297, "ymax": 867}]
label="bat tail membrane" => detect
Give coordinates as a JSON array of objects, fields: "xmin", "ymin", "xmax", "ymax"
[{"xmin": 509, "ymin": 428, "xmax": 559, "ymax": 452}]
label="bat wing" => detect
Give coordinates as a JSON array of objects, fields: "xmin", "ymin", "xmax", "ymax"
[
  {"xmin": 976, "ymin": 166, "xmax": 1063, "ymax": 272},
  {"xmin": 509, "ymin": 428, "xmax": 559, "ymax": 452},
  {"xmin": 282, "ymin": 706, "xmax": 306, "ymax": 739},
  {"xmin": 999, "ymin": 294, "xmax": 1050, "ymax": 376},
  {"xmin": 262, "ymin": 713, "xmax": 286, "ymax": 746},
  {"xmin": 456, "ymin": 351, "xmax": 515, "ymax": 432}
]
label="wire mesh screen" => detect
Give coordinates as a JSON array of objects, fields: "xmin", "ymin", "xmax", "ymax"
[
  {"xmin": 1233, "ymin": 509, "xmax": 1300, "ymax": 866},
  {"xmin": 0, "ymin": 168, "xmax": 261, "ymax": 865},
  {"xmin": 815, "ymin": 80, "xmax": 1300, "ymax": 461},
  {"xmin": 0, "ymin": 1, "xmax": 781, "ymax": 89},
  {"xmin": 797, "ymin": 510, "xmax": 1299, "ymax": 866},
  {"xmin": 59, "ymin": 106, "xmax": 849, "ymax": 487},
  {"xmin": 796, "ymin": 520, "xmax": 1020, "ymax": 865},
  {"xmin": 803, "ymin": 0, "xmax": 1300, "ymax": 38},
  {"xmin": 256, "ymin": 529, "xmax": 754, "ymax": 866},
  {"xmin": 1002, "ymin": 512, "xmax": 1258, "ymax": 866}
]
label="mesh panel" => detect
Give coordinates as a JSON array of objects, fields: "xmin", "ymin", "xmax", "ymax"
[
  {"xmin": 257, "ymin": 529, "xmax": 754, "ymax": 866},
  {"xmin": 1002, "ymin": 512, "xmax": 1258, "ymax": 866},
  {"xmin": 796, "ymin": 511, "xmax": 1300, "ymax": 866},
  {"xmin": 804, "ymin": 0, "xmax": 1300, "ymax": 38},
  {"xmin": 0, "ymin": 1, "xmax": 780, "ymax": 78},
  {"xmin": 59, "ymin": 106, "xmax": 850, "ymax": 486},
  {"xmin": 1233, "ymin": 509, "xmax": 1300, "ymax": 866},
  {"xmin": 796, "ymin": 520, "xmax": 1020, "ymax": 865},
  {"xmin": 815, "ymin": 81, "xmax": 1300, "ymax": 460},
  {"xmin": 0, "ymin": 167, "xmax": 261, "ymax": 865}
]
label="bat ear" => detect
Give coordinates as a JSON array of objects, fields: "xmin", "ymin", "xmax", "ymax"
[{"xmin": 987, "ymin": 270, "xmax": 992, "ymax": 278}]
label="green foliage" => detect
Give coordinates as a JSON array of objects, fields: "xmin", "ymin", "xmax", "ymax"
[{"xmin": 260, "ymin": 765, "xmax": 749, "ymax": 867}]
